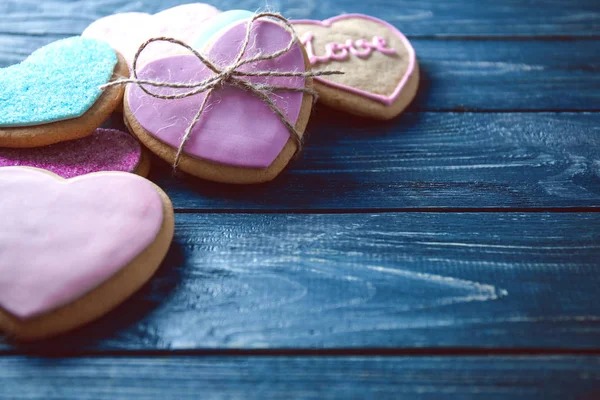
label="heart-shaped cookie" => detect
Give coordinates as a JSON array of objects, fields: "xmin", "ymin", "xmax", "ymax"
[
  {"xmin": 82, "ymin": 3, "xmax": 220, "ymax": 66},
  {"xmin": 292, "ymin": 14, "xmax": 419, "ymax": 120},
  {"xmin": 0, "ymin": 167, "xmax": 174, "ymax": 340},
  {"xmin": 0, "ymin": 128, "xmax": 150, "ymax": 178},
  {"xmin": 124, "ymin": 18, "xmax": 313, "ymax": 184},
  {"xmin": 0, "ymin": 37, "xmax": 128, "ymax": 148}
]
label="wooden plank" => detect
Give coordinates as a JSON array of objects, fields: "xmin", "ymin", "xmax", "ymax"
[
  {"xmin": 412, "ymin": 39, "xmax": 600, "ymax": 111},
  {"xmin": 3, "ymin": 212, "xmax": 600, "ymax": 351},
  {"xmin": 141, "ymin": 112, "xmax": 600, "ymax": 211},
  {"xmin": 1, "ymin": 356, "xmax": 599, "ymax": 399},
  {"xmin": 3, "ymin": 35, "xmax": 599, "ymax": 111},
  {"xmin": 1, "ymin": 0, "xmax": 599, "ymax": 37}
]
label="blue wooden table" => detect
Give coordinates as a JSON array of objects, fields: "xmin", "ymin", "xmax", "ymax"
[{"xmin": 2, "ymin": 0, "xmax": 600, "ymax": 398}]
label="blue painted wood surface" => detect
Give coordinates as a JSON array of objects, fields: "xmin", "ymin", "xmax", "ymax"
[
  {"xmin": 1, "ymin": 356, "xmax": 600, "ymax": 399},
  {"xmin": 142, "ymin": 112, "xmax": 600, "ymax": 211},
  {"xmin": 2, "ymin": 212, "xmax": 599, "ymax": 352},
  {"xmin": 1, "ymin": 0, "xmax": 599, "ymax": 37},
  {"xmin": 1, "ymin": 0, "xmax": 600, "ymax": 397}
]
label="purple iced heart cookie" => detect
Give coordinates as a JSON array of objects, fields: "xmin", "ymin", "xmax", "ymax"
[{"xmin": 124, "ymin": 16, "xmax": 313, "ymax": 184}]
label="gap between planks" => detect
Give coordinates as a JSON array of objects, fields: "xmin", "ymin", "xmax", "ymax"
[
  {"xmin": 4, "ymin": 347, "xmax": 600, "ymax": 358},
  {"xmin": 172, "ymin": 207, "xmax": 600, "ymax": 214}
]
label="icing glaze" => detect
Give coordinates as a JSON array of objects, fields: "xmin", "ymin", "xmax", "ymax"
[
  {"xmin": 301, "ymin": 32, "xmax": 396, "ymax": 64},
  {"xmin": 82, "ymin": 3, "xmax": 221, "ymax": 66},
  {"xmin": 0, "ymin": 129, "xmax": 141, "ymax": 178},
  {"xmin": 0, "ymin": 37, "xmax": 117, "ymax": 127},
  {"xmin": 292, "ymin": 14, "xmax": 416, "ymax": 106},
  {"xmin": 128, "ymin": 19, "xmax": 306, "ymax": 169},
  {"xmin": 0, "ymin": 168, "xmax": 164, "ymax": 319},
  {"xmin": 193, "ymin": 9, "xmax": 254, "ymax": 51}
]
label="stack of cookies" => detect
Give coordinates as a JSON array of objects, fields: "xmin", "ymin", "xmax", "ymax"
[
  {"xmin": 0, "ymin": 4, "xmax": 419, "ymax": 341},
  {"xmin": 82, "ymin": 8, "xmax": 420, "ymax": 183},
  {"xmin": 1, "ymin": 4, "xmax": 419, "ymax": 184}
]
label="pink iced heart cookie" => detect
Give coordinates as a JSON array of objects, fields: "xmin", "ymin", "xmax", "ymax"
[
  {"xmin": 82, "ymin": 3, "xmax": 220, "ymax": 66},
  {"xmin": 123, "ymin": 17, "xmax": 313, "ymax": 184},
  {"xmin": 0, "ymin": 167, "xmax": 174, "ymax": 340},
  {"xmin": 292, "ymin": 14, "xmax": 419, "ymax": 120},
  {"xmin": 0, "ymin": 128, "xmax": 150, "ymax": 178}
]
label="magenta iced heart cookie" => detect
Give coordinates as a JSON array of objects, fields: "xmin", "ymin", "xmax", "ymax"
[
  {"xmin": 123, "ymin": 15, "xmax": 314, "ymax": 184},
  {"xmin": 82, "ymin": 3, "xmax": 220, "ymax": 66},
  {"xmin": 0, "ymin": 167, "xmax": 174, "ymax": 340},
  {"xmin": 292, "ymin": 14, "xmax": 419, "ymax": 120},
  {"xmin": 0, "ymin": 128, "xmax": 150, "ymax": 178}
]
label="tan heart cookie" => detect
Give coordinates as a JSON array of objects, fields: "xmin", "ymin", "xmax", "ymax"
[{"xmin": 292, "ymin": 14, "xmax": 419, "ymax": 120}]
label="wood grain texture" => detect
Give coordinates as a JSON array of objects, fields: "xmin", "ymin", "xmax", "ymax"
[
  {"xmin": 411, "ymin": 39, "xmax": 600, "ymax": 111},
  {"xmin": 3, "ymin": 212, "xmax": 599, "ymax": 352},
  {"xmin": 1, "ymin": 356, "xmax": 600, "ymax": 399},
  {"xmin": 136, "ymin": 112, "xmax": 600, "ymax": 211},
  {"xmin": 3, "ymin": 35, "xmax": 599, "ymax": 111},
  {"xmin": 3, "ymin": 0, "xmax": 600, "ymax": 396},
  {"xmin": 1, "ymin": 0, "xmax": 599, "ymax": 37}
]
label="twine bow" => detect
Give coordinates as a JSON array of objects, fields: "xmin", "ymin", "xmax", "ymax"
[{"xmin": 102, "ymin": 12, "xmax": 343, "ymax": 168}]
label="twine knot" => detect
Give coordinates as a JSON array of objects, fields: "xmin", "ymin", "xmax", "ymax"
[
  {"xmin": 218, "ymin": 66, "xmax": 236, "ymax": 84},
  {"xmin": 102, "ymin": 12, "xmax": 343, "ymax": 169}
]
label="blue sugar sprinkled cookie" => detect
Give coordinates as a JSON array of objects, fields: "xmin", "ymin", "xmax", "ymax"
[{"xmin": 0, "ymin": 37, "xmax": 128, "ymax": 148}]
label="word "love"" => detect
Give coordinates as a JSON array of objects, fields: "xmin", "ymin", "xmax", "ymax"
[{"xmin": 300, "ymin": 32, "xmax": 396, "ymax": 65}]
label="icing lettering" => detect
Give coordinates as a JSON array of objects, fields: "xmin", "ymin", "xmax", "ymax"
[
  {"xmin": 301, "ymin": 32, "xmax": 396, "ymax": 65},
  {"xmin": 291, "ymin": 14, "xmax": 417, "ymax": 106}
]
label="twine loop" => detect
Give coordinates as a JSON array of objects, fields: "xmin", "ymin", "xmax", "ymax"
[{"xmin": 102, "ymin": 12, "xmax": 343, "ymax": 169}]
